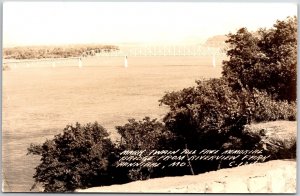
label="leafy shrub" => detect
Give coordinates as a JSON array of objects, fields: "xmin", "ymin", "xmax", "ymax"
[
  {"xmin": 248, "ymin": 89, "xmax": 296, "ymax": 122},
  {"xmin": 160, "ymin": 78, "xmax": 296, "ymax": 172},
  {"xmin": 115, "ymin": 117, "xmax": 178, "ymax": 180},
  {"xmin": 116, "ymin": 117, "xmax": 175, "ymax": 150},
  {"xmin": 160, "ymin": 78, "xmax": 250, "ymax": 149},
  {"xmin": 160, "ymin": 78, "xmax": 253, "ymax": 173},
  {"xmin": 27, "ymin": 122, "xmax": 118, "ymax": 192},
  {"xmin": 222, "ymin": 16, "xmax": 297, "ymax": 101}
]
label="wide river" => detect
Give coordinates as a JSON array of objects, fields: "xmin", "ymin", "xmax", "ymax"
[{"xmin": 2, "ymin": 56, "xmax": 223, "ymax": 192}]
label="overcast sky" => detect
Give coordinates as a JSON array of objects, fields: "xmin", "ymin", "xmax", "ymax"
[{"xmin": 3, "ymin": 2, "xmax": 297, "ymax": 47}]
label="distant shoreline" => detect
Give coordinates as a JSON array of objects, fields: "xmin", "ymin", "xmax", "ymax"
[{"xmin": 3, "ymin": 44, "xmax": 119, "ymax": 60}]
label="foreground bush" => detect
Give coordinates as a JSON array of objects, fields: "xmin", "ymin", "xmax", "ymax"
[
  {"xmin": 248, "ymin": 89, "xmax": 296, "ymax": 122},
  {"xmin": 116, "ymin": 117, "xmax": 175, "ymax": 150},
  {"xmin": 160, "ymin": 78, "xmax": 296, "ymax": 170},
  {"xmin": 115, "ymin": 117, "xmax": 180, "ymax": 180},
  {"xmin": 27, "ymin": 122, "xmax": 118, "ymax": 192},
  {"xmin": 160, "ymin": 79, "xmax": 296, "ymax": 143},
  {"xmin": 160, "ymin": 78, "xmax": 251, "ymax": 149}
]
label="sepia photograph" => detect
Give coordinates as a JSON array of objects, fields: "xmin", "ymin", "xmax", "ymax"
[{"xmin": 2, "ymin": 2, "xmax": 297, "ymax": 193}]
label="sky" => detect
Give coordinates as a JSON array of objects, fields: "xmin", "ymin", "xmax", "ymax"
[{"xmin": 3, "ymin": 2, "xmax": 298, "ymax": 47}]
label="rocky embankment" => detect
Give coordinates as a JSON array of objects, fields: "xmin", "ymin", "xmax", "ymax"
[{"xmin": 77, "ymin": 160, "xmax": 296, "ymax": 193}]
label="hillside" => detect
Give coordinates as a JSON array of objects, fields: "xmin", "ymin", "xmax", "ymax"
[{"xmin": 204, "ymin": 35, "xmax": 227, "ymax": 47}]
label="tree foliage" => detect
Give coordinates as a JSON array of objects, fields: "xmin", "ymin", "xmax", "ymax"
[
  {"xmin": 27, "ymin": 122, "xmax": 117, "ymax": 192},
  {"xmin": 159, "ymin": 77, "xmax": 296, "ymax": 172},
  {"xmin": 4, "ymin": 45, "xmax": 119, "ymax": 59},
  {"xmin": 222, "ymin": 16, "xmax": 297, "ymax": 101},
  {"xmin": 160, "ymin": 78, "xmax": 251, "ymax": 149},
  {"xmin": 160, "ymin": 77, "xmax": 296, "ymax": 145},
  {"xmin": 115, "ymin": 117, "xmax": 178, "ymax": 180},
  {"xmin": 116, "ymin": 117, "xmax": 175, "ymax": 150}
]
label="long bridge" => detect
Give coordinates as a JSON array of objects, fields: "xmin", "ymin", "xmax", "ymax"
[
  {"xmin": 2, "ymin": 45, "xmax": 226, "ymax": 69},
  {"xmin": 97, "ymin": 45, "xmax": 225, "ymax": 57}
]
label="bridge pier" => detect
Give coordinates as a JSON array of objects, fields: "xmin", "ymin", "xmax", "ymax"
[{"xmin": 78, "ymin": 58, "xmax": 82, "ymax": 68}]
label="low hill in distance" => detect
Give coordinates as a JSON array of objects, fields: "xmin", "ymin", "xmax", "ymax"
[{"xmin": 204, "ymin": 35, "xmax": 227, "ymax": 47}]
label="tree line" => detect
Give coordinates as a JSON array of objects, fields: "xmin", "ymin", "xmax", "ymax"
[{"xmin": 3, "ymin": 44, "xmax": 119, "ymax": 59}]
